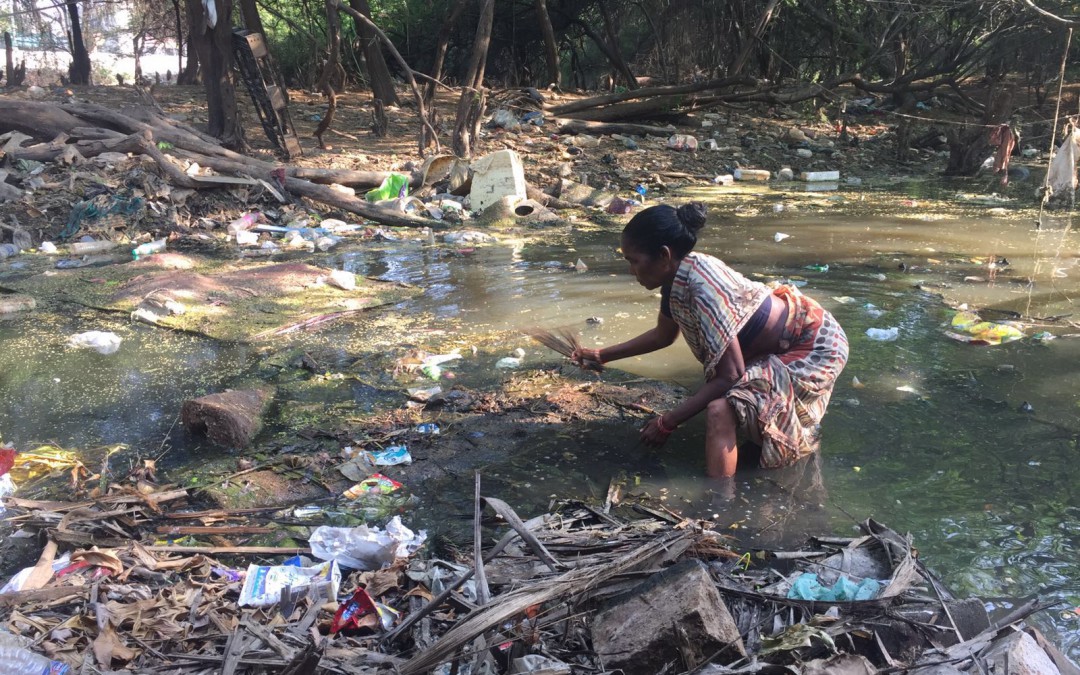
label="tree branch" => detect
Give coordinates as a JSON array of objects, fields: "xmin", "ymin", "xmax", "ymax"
[
  {"xmin": 1018, "ymin": 0, "xmax": 1080, "ymax": 26},
  {"xmin": 334, "ymin": 0, "xmax": 439, "ymax": 155}
]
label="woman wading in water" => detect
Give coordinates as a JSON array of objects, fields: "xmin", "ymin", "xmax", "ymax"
[{"xmin": 574, "ymin": 202, "xmax": 848, "ymax": 480}]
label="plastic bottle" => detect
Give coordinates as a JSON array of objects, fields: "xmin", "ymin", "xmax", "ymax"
[
  {"xmin": 227, "ymin": 212, "xmax": 261, "ymax": 235},
  {"xmin": 70, "ymin": 240, "xmax": 117, "ymax": 255},
  {"xmin": 132, "ymin": 238, "xmax": 166, "ymax": 260},
  {"xmin": 0, "ymin": 474, "xmax": 14, "ymax": 516},
  {"xmin": 0, "ymin": 631, "xmax": 70, "ymax": 674}
]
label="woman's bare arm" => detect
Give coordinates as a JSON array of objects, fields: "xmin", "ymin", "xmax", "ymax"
[{"xmin": 575, "ymin": 312, "xmax": 679, "ymax": 366}]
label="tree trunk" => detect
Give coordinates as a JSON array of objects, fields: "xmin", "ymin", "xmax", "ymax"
[
  {"xmin": 179, "ymin": 0, "xmax": 201, "ymax": 85},
  {"xmin": 171, "ymin": 0, "xmax": 184, "ymax": 78},
  {"xmin": 535, "ymin": 0, "xmax": 561, "ymax": 87},
  {"xmin": 596, "ymin": 0, "xmax": 635, "ymax": 89},
  {"xmin": 66, "ymin": 1, "xmax": 92, "ymax": 85},
  {"xmin": 335, "ymin": 1, "xmax": 439, "ymax": 153},
  {"xmin": 238, "ymin": 0, "xmax": 266, "ymax": 35},
  {"xmin": 729, "ymin": 0, "xmax": 782, "ymax": 77},
  {"xmin": 453, "ymin": 0, "xmax": 495, "ymax": 158},
  {"xmin": 133, "ymin": 34, "xmax": 143, "ymax": 82},
  {"xmin": 424, "ymin": 0, "xmax": 468, "ymax": 103},
  {"xmin": 4, "ymin": 32, "xmax": 13, "ymax": 86},
  {"xmin": 314, "ymin": 0, "xmax": 344, "ymax": 149},
  {"xmin": 190, "ymin": 0, "xmax": 245, "ymax": 149},
  {"xmin": 348, "ymin": 0, "xmax": 400, "ymax": 106},
  {"xmin": 576, "ymin": 19, "xmax": 635, "ymax": 91},
  {"xmin": 946, "ymin": 83, "xmax": 1014, "ymax": 176}
]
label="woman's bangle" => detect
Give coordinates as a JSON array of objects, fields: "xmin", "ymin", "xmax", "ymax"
[
  {"xmin": 593, "ymin": 349, "xmax": 605, "ymax": 365},
  {"xmin": 656, "ymin": 414, "xmax": 676, "ymax": 434}
]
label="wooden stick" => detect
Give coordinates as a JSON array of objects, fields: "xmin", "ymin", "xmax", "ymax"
[
  {"xmin": 482, "ymin": 497, "xmax": 560, "ymax": 572},
  {"xmin": 162, "ymin": 506, "xmax": 284, "ymax": 520},
  {"xmin": 145, "ymin": 545, "xmax": 310, "ymax": 555},
  {"xmin": 473, "ymin": 472, "xmax": 490, "ymax": 606},
  {"xmin": 154, "ymin": 525, "xmax": 275, "ymax": 536}
]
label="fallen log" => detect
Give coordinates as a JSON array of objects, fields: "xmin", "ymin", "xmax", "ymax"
[
  {"xmin": 181, "ymin": 387, "xmax": 274, "ymax": 449},
  {"xmin": 0, "ymin": 100, "xmax": 86, "ymax": 139},
  {"xmin": 554, "ymin": 118, "xmax": 676, "ymax": 137},
  {"xmin": 554, "ymin": 93, "xmax": 730, "ymax": 123},
  {"xmin": 290, "ymin": 166, "xmax": 421, "ymax": 188},
  {"xmin": 545, "ymin": 76, "xmax": 757, "ymax": 117}
]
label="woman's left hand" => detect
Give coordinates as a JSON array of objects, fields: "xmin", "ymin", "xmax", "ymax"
[{"xmin": 640, "ymin": 416, "xmax": 673, "ymax": 447}]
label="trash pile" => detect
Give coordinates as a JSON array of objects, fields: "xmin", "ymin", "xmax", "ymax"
[{"xmin": 0, "ymin": 448, "xmax": 1075, "ymax": 675}]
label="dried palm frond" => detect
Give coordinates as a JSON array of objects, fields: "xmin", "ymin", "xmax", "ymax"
[{"xmin": 524, "ymin": 327, "xmax": 603, "ymax": 372}]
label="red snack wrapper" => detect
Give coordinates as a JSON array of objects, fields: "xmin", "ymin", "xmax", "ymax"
[{"xmin": 330, "ymin": 587, "xmax": 378, "ymax": 634}]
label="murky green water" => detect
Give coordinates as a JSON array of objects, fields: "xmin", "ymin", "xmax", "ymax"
[{"xmin": 1, "ymin": 184, "xmax": 1078, "ymax": 657}]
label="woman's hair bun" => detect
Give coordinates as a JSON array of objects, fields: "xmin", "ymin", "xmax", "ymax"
[{"xmin": 676, "ymin": 202, "xmax": 708, "ymax": 234}]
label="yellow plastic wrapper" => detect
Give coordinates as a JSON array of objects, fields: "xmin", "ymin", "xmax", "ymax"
[{"xmin": 947, "ymin": 311, "xmax": 1024, "ymax": 345}]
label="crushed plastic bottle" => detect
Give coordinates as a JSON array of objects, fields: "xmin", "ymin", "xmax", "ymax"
[
  {"xmin": 415, "ymin": 424, "xmax": 440, "ymax": 435},
  {"xmin": 0, "ymin": 630, "xmax": 71, "ymax": 674}
]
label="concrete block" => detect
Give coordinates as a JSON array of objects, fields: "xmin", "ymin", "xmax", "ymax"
[
  {"xmin": 470, "ymin": 150, "xmax": 527, "ymax": 213},
  {"xmin": 983, "ymin": 630, "xmax": 1062, "ymax": 675},
  {"xmin": 591, "ymin": 559, "xmax": 744, "ymax": 674}
]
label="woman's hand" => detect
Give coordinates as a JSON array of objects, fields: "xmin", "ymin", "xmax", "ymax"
[
  {"xmin": 571, "ymin": 347, "xmax": 603, "ymax": 370},
  {"xmin": 640, "ymin": 415, "xmax": 674, "ymax": 447}
]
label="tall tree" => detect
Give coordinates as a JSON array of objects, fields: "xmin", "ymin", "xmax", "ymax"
[
  {"xmin": 237, "ymin": 0, "xmax": 265, "ymax": 35},
  {"xmin": 315, "ymin": 0, "xmax": 345, "ymax": 148},
  {"xmin": 452, "ymin": 0, "xmax": 495, "ymax": 158},
  {"xmin": 66, "ymin": 0, "xmax": 91, "ymax": 85},
  {"xmin": 188, "ymin": 0, "xmax": 244, "ymax": 148},
  {"xmin": 534, "ymin": 0, "xmax": 560, "ymax": 87},
  {"xmin": 171, "ymin": 0, "xmax": 184, "ymax": 79},
  {"xmin": 348, "ymin": 0, "xmax": 399, "ymax": 106},
  {"xmin": 424, "ymin": 0, "xmax": 468, "ymax": 104}
]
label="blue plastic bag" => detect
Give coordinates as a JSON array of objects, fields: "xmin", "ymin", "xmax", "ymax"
[{"xmin": 787, "ymin": 573, "xmax": 881, "ymax": 601}]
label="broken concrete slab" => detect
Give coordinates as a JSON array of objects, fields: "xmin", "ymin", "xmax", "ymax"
[
  {"xmin": 470, "ymin": 149, "xmax": 527, "ymax": 213},
  {"xmin": 479, "ymin": 196, "xmax": 560, "ymax": 227},
  {"xmin": 552, "ymin": 178, "xmax": 615, "ymax": 208},
  {"xmin": 1026, "ymin": 627, "xmax": 1080, "ymax": 675},
  {"xmin": 591, "ymin": 558, "xmax": 744, "ymax": 674},
  {"xmin": 983, "ymin": 630, "xmax": 1063, "ymax": 675}
]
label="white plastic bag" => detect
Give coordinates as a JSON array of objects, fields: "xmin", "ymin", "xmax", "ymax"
[
  {"xmin": 309, "ymin": 516, "xmax": 427, "ymax": 570},
  {"xmin": 67, "ymin": 331, "xmax": 122, "ymax": 355},
  {"xmin": 865, "ymin": 327, "xmax": 899, "ymax": 341},
  {"xmin": 1048, "ymin": 129, "xmax": 1080, "ymax": 197}
]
